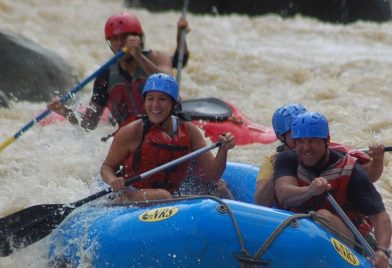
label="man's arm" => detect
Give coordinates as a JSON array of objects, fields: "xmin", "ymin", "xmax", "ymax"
[
  {"xmin": 255, "ymin": 178, "xmax": 275, "ymax": 206},
  {"xmin": 80, "ymin": 102, "xmax": 105, "ymax": 131},
  {"xmin": 172, "ymin": 16, "xmax": 190, "ymax": 68},
  {"xmin": 364, "ymin": 143, "xmax": 385, "ymax": 182},
  {"xmin": 273, "ymin": 151, "xmax": 330, "ymax": 209},
  {"xmin": 47, "ymin": 99, "xmax": 104, "ymax": 131},
  {"xmin": 125, "ymin": 35, "xmax": 173, "ymax": 75},
  {"xmin": 276, "ymin": 176, "xmax": 332, "ymax": 209},
  {"xmin": 346, "ymin": 163, "xmax": 391, "ymax": 266},
  {"xmin": 369, "ymin": 211, "xmax": 392, "ymax": 248},
  {"xmin": 275, "ymin": 175, "xmax": 313, "ymax": 209},
  {"xmin": 368, "ymin": 211, "xmax": 391, "ymax": 267},
  {"xmin": 254, "ymin": 155, "xmax": 275, "ymax": 206},
  {"xmin": 134, "ymin": 50, "xmax": 173, "ymax": 75},
  {"xmin": 47, "ymin": 70, "xmax": 108, "ymax": 131}
]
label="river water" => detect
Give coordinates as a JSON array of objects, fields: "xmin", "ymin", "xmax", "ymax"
[{"xmin": 0, "ymin": 0, "xmax": 392, "ymax": 267}]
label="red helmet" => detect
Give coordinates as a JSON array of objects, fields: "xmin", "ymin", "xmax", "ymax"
[{"xmin": 104, "ymin": 12, "xmax": 143, "ymax": 39}]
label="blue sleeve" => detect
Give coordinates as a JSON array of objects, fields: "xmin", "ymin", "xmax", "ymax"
[
  {"xmin": 273, "ymin": 150, "xmax": 298, "ymax": 181},
  {"xmin": 347, "ymin": 163, "xmax": 385, "ymax": 215}
]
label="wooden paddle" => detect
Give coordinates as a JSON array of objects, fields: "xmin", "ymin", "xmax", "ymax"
[
  {"xmin": 0, "ymin": 48, "xmax": 128, "ymax": 153},
  {"xmin": 0, "ymin": 141, "xmax": 221, "ymax": 257}
]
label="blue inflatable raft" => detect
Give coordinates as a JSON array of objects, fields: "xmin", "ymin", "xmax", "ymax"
[{"xmin": 48, "ymin": 162, "xmax": 373, "ymax": 267}]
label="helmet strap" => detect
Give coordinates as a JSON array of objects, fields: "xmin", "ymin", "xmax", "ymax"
[
  {"xmin": 278, "ymin": 133, "xmax": 291, "ymax": 150},
  {"xmin": 277, "ymin": 134, "xmax": 285, "ymax": 144},
  {"xmin": 158, "ymin": 103, "xmax": 178, "ymax": 127},
  {"xmin": 282, "ymin": 136, "xmax": 289, "ymax": 148},
  {"xmin": 106, "ymin": 40, "xmax": 115, "ymax": 54},
  {"xmin": 157, "ymin": 115, "xmax": 172, "ymax": 127}
]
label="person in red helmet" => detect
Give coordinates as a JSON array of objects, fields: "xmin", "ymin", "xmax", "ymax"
[{"xmin": 48, "ymin": 12, "xmax": 182, "ymax": 131}]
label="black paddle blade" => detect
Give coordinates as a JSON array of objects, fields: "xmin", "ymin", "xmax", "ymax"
[
  {"xmin": 0, "ymin": 204, "xmax": 73, "ymax": 257},
  {"xmin": 181, "ymin": 98, "xmax": 232, "ymax": 121}
]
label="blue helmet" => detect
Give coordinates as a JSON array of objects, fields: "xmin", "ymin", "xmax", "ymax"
[
  {"xmin": 291, "ymin": 112, "xmax": 329, "ymax": 139},
  {"xmin": 142, "ymin": 73, "xmax": 179, "ymax": 102},
  {"xmin": 272, "ymin": 103, "xmax": 307, "ymax": 136}
]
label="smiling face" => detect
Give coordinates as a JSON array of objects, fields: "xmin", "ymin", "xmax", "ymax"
[
  {"xmin": 295, "ymin": 137, "xmax": 329, "ymax": 167},
  {"xmin": 144, "ymin": 91, "xmax": 174, "ymax": 124}
]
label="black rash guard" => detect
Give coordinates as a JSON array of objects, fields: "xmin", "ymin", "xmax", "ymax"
[{"xmin": 273, "ymin": 149, "xmax": 385, "ymax": 215}]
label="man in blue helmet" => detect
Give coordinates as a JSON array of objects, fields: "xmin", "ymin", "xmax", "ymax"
[
  {"xmin": 255, "ymin": 104, "xmax": 386, "ymax": 207},
  {"xmin": 100, "ymin": 73, "xmax": 235, "ymax": 201},
  {"xmin": 273, "ymin": 112, "xmax": 391, "ymax": 268},
  {"xmin": 254, "ymin": 103, "xmax": 306, "ymax": 207}
]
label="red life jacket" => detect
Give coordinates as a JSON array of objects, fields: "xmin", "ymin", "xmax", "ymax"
[
  {"xmin": 272, "ymin": 143, "xmax": 369, "ymax": 210},
  {"xmin": 294, "ymin": 152, "xmax": 372, "ymax": 235},
  {"xmin": 106, "ymin": 61, "xmax": 148, "ymax": 128},
  {"xmin": 123, "ymin": 117, "xmax": 192, "ymax": 193},
  {"xmin": 329, "ymin": 142, "xmax": 371, "ymax": 165}
]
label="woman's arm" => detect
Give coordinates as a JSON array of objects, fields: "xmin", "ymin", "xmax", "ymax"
[
  {"xmin": 100, "ymin": 120, "xmax": 142, "ymax": 190},
  {"xmin": 187, "ymin": 123, "xmax": 235, "ymax": 181}
]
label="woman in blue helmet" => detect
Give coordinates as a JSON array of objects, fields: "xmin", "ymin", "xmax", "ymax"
[
  {"xmin": 100, "ymin": 73, "xmax": 235, "ymax": 201},
  {"xmin": 254, "ymin": 103, "xmax": 306, "ymax": 207},
  {"xmin": 273, "ymin": 112, "xmax": 391, "ymax": 268}
]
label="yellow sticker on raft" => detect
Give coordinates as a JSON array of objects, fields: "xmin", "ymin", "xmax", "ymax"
[
  {"xmin": 330, "ymin": 238, "xmax": 360, "ymax": 266},
  {"xmin": 139, "ymin": 206, "xmax": 179, "ymax": 222}
]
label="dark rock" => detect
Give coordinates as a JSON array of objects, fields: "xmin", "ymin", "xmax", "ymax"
[
  {"xmin": 124, "ymin": 0, "xmax": 391, "ymax": 23},
  {"xmin": 0, "ymin": 30, "xmax": 77, "ymax": 103}
]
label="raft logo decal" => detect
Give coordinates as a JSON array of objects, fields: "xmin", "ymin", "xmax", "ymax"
[
  {"xmin": 330, "ymin": 238, "xmax": 360, "ymax": 266},
  {"xmin": 139, "ymin": 206, "xmax": 179, "ymax": 222}
]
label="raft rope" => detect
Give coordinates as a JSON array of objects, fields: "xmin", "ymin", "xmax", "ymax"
[
  {"xmin": 253, "ymin": 212, "xmax": 315, "ymax": 260},
  {"xmin": 252, "ymin": 211, "xmax": 361, "ymax": 263},
  {"xmin": 113, "ymin": 196, "xmax": 362, "ymax": 267}
]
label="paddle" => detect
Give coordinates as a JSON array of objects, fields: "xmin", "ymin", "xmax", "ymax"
[
  {"xmin": 325, "ymin": 192, "xmax": 376, "ymax": 258},
  {"xmin": 0, "ymin": 48, "xmax": 128, "ymax": 153},
  {"xmin": 0, "ymin": 141, "xmax": 221, "ymax": 257},
  {"xmin": 175, "ymin": 0, "xmax": 190, "ymax": 87},
  {"xmin": 360, "ymin": 146, "xmax": 392, "ymax": 153}
]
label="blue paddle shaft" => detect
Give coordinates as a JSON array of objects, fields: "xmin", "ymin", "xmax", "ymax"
[{"xmin": 12, "ymin": 49, "xmax": 126, "ymax": 140}]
